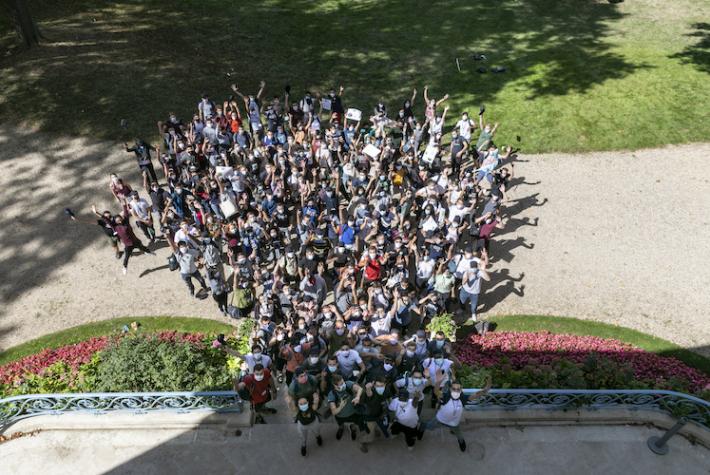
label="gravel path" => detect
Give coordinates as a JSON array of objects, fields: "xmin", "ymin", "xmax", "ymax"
[{"xmin": 1, "ymin": 125, "xmax": 708, "ymax": 357}]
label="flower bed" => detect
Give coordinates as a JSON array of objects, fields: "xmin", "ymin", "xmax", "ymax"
[
  {"xmin": 0, "ymin": 337, "xmax": 109, "ymax": 387},
  {"xmin": 0, "ymin": 325, "xmax": 255, "ymax": 398},
  {"xmin": 456, "ymin": 332, "xmax": 710, "ymax": 397}
]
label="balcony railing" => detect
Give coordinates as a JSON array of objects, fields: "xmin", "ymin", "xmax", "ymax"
[
  {"xmin": 463, "ymin": 389, "xmax": 710, "ymax": 430},
  {"xmin": 0, "ymin": 391, "xmax": 242, "ymax": 429},
  {"xmin": 1, "ymin": 389, "xmax": 707, "ymax": 431}
]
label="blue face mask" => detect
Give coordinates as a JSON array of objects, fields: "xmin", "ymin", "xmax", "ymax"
[
  {"xmin": 375, "ymin": 386, "xmax": 385, "ymax": 395},
  {"xmin": 298, "ymin": 403, "xmax": 310, "ymax": 412},
  {"xmin": 412, "ymin": 378, "xmax": 423, "ymax": 386},
  {"xmin": 328, "ymin": 365, "xmax": 338, "ymax": 372},
  {"xmin": 436, "ymin": 340, "xmax": 445, "ymax": 348}
]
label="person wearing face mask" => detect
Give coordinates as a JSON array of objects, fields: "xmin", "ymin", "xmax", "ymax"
[
  {"xmin": 327, "ymin": 373, "xmax": 364, "ymax": 442},
  {"xmin": 427, "ymin": 331, "xmax": 453, "ymax": 358},
  {"xmin": 336, "ymin": 344, "xmax": 366, "ymax": 381},
  {"xmin": 235, "ymin": 363, "xmax": 277, "ymax": 424},
  {"xmin": 423, "ymin": 350, "xmax": 456, "ymax": 408},
  {"xmin": 287, "ymin": 367, "xmax": 319, "ymax": 414},
  {"xmin": 397, "ymin": 341, "xmax": 423, "ymax": 374},
  {"xmin": 357, "ymin": 378, "xmax": 391, "ymax": 453},
  {"xmin": 388, "ymin": 388, "xmax": 424, "ymax": 450},
  {"xmin": 423, "ymin": 378, "xmax": 492, "ymax": 452},
  {"xmin": 303, "ymin": 348, "xmax": 325, "ymax": 377},
  {"xmin": 295, "ymin": 395, "xmax": 323, "ymax": 456},
  {"xmin": 281, "ymin": 338, "xmax": 306, "ymax": 386},
  {"xmin": 326, "ymin": 320, "xmax": 350, "ymax": 356},
  {"xmin": 394, "ymin": 368, "xmax": 429, "ymax": 415}
]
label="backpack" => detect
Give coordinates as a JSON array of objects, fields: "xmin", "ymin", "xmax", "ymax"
[
  {"xmin": 167, "ymin": 254, "xmax": 179, "ymax": 271},
  {"xmin": 232, "ymin": 287, "xmax": 253, "ymax": 309}
]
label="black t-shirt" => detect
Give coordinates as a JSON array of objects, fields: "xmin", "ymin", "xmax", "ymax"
[
  {"xmin": 96, "ymin": 218, "xmax": 116, "ymax": 238},
  {"xmin": 295, "ymin": 408, "xmax": 319, "ymax": 425},
  {"xmin": 310, "ymin": 240, "xmax": 331, "ymax": 261},
  {"xmin": 274, "ymin": 211, "xmax": 290, "ymax": 228},
  {"xmin": 360, "ymin": 391, "xmax": 388, "ymax": 419},
  {"xmin": 331, "ymin": 95, "xmax": 344, "ymax": 114},
  {"xmin": 301, "ymin": 257, "xmax": 319, "ymax": 275}
]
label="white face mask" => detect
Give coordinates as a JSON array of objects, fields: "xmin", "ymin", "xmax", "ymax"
[
  {"xmin": 309, "ymin": 356, "xmax": 319, "ymax": 364},
  {"xmin": 383, "ymin": 363, "xmax": 393, "ymax": 371},
  {"xmin": 253, "ymin": 352, "xmax": 262, "ymax": 359},
  {"xmin": 254, "ymin": 374, "xmax": 264, "ymax": 381}
]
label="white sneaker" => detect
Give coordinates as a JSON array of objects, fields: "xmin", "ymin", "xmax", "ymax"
[{"xmin": 122, "ymin": 267, "xmax": 127, "ymax": 275}]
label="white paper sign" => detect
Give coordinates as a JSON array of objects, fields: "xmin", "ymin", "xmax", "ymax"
[
  {"xmin": 321, "ymin": 98, "xmax": 332, "ymax": 111},
  {"xmin": 215, "ymin": 166, "xmax": 234, "ymax": 178},
  {"xmin": 422, "ymin": 145, "xmax": 438, "ymax": 163},
  {"xmin": 363, "ymin": 144, "xmax": 381, "ymax": 159},
  {"xmin": 345, "ymin": 108, "xmax": 362, "ymax": 121},
  {"xmin": 219, "ymin": 195, "xmax": 238, "ymax": 218}
]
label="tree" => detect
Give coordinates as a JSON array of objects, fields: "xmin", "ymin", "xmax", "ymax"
[{"xmin": 4, "ymin": 0, "xmax": 42, "ymax": 47}]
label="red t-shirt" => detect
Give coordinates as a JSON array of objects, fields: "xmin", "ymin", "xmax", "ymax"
[
  {"xmin": 242, "ymin": 368, "xmax": 272, "ymax": 404},
  {"xmin": 479, "ymin": 221, "xmax": 497, "ymax": 239},
  {"xmin": 229, "ymin": 118, "xmax": 242, "ymax": 134}
]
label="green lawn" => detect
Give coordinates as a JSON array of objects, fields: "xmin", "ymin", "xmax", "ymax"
[
  {"xmin": 1, "ymin": 0, "xmax": 709, "ymax": 152},
  {"xmin": 464, "ymin": 315, "xmax": 710, "ymax": 376},
  {"xmin": 0, "ymin": 316, "xmax": 234, "ymax": 366}
]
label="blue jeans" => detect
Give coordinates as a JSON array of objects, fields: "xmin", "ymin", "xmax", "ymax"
[
  {"xmin": 423, "ymin": 418, "xmax": 464, "ymax": 442},
  {"xmin": 459, "ymin": 289, "xmax": 479, "ymax": 319}
]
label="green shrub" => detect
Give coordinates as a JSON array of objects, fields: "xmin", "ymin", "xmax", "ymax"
[
  {"xmin": 426, "ymin": 313, "xmax": 458, "ymax": 342},
  {"xmin": 93, "ymin": 335, "xmax": 231, "ymax": 392}
]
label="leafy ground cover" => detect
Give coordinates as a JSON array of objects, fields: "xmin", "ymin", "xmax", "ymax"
[
  {"xmin": 0, "ymin": 317, "xmax": 234, "ymax": 366},
  {"xmin": 1, "ymin": 0, "xmax": 709, "ymax": 152}
]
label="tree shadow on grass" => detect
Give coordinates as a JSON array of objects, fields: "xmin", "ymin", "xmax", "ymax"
[
  {"xmin": 671, "ymin": 22, "xmax": 710, "ymax": 74},
  {"xmin": 0, "ymin": 0, "xmax": 644, "ymax": 141}
]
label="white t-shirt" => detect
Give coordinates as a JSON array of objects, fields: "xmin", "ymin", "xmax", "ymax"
[
  {"xmin": 244, "ymin": 353, "xmax": 272, "ymax": 373},
  {"xmin": 388, "ymin": 398, "xmax": 419, "ymax": 428},
  {"xmin": 455, "ymin": 256, "xmax": 480, "ymax": 279},
  {"xmin": 436, "ymin": 396, "xmax": 465, "ymax": 426},
  {"xmin": 447, "ymin": 204, "xmax": 469, "ymax": 223},
  {"xmin": 370, "ymin": 314, "xmax": 393, "ymax": 336},
  {"xmin": 423, "ymin": 357, "xmax": 453, "ymax": 388},
  {"xmin": 336, "ymin": 349, "xmax": 362, "ymax": 376},
  {"xmin": 395, "ymin": 377, "xmax": 427, "ymax": 402},
  {"xmin": 457, "ymin": 118, "xmax": 474, "ymax": 140},
  {"xmin": 130, "ymin": 198, "xmax": 151, "ymax": 221},
  {"xmin": 416, "ymin": 258, "xmax": 436, "ymax": 280},
  {"xmin": 462, "ymin": 270, "xmax": 483, "ymax": 295}
]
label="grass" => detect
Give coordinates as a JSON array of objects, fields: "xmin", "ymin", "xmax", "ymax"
[
  {"xmin": 0, "ymin": 0, "xmax": 709, "ymax": 153},
  {"xmin": 0, "ymin": 316, "xmax": 234, "ymax": 367},
  {"xmin": 462, "ymin": 315, "xmax": 710, "ymax": 376}
]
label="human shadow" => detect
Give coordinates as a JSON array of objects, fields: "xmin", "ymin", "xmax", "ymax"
[
  {"xmin": 496, "ymin": 216, "xmax": 539, "ymax": 238},
  {"xmin": 477, "ymin": 268, "xmax": 525, "ymax": 314},
  {"xmin": 0, "ymin": 0, "xmax": 643, "ymax": 140},
  {"xmin": 0, "ymin": 125, "xmax": 145, "ymax": 326},
  {"xmin": 139, "ymin": 264, "xmax": 170, "ymax": 279},
  {"xmin": 489, "ymin": 237, "xmax": 535, "ymax": 264},
  {"xmin": 671, "ymin": 22, "xmax": 710, "ymax": 74}
]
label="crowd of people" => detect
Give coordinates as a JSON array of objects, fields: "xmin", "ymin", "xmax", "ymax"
[{"xmin": 78, "ymin": 81, "xmax": 525, "ymax": 454}]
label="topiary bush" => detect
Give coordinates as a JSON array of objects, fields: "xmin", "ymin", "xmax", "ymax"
[{"xmin": 93, "ymin": 335, "xmax": 231, "ymax": 393}]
